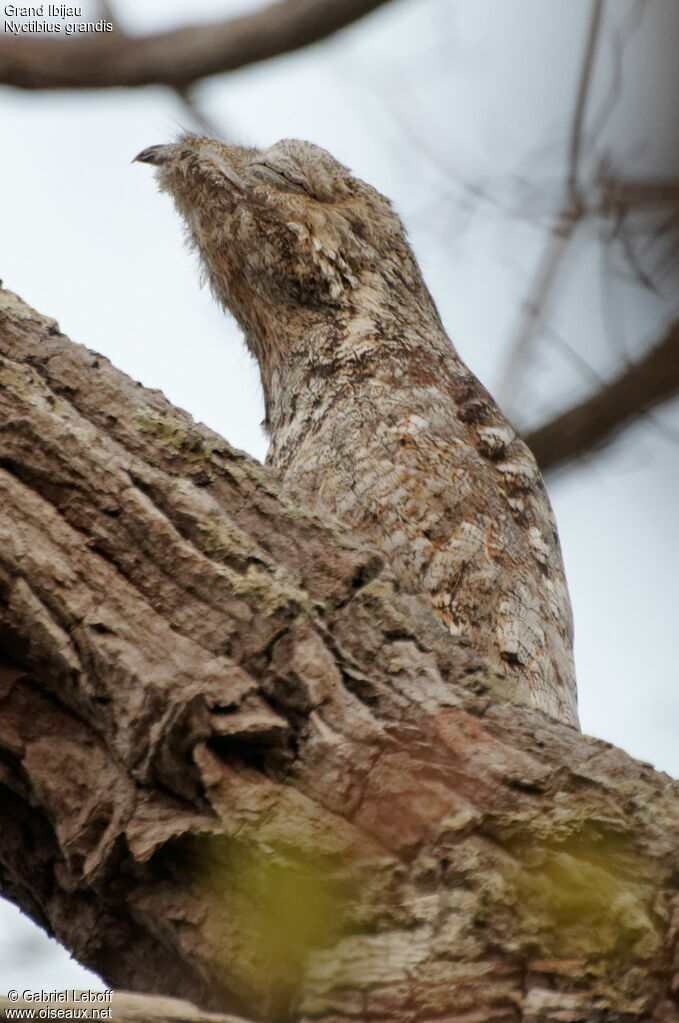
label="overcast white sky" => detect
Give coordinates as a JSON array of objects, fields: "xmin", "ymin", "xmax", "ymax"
[{"xmin": 1, "ymin": 0, "xmax": 678, "ymax": 991}]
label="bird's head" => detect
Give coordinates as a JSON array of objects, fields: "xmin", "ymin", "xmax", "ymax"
[{"xmin": 134, "ymin": 134, "xmax": 415, "ymax": 337}]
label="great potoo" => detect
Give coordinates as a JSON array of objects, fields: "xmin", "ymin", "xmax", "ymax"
[{"xmin": 135, "ymin": 134, "xmax": 579, "ymax": 729}]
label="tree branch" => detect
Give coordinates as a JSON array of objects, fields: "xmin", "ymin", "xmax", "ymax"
[
  {"xmin": 0, "ymin": 0, "xmax": 396, "ymax": 91},
  {"xmin": 496, "ymin": 206, "xmax": 581, "ymax": 415},
  {"xmin": 525, "ymin": 316, "xmax": 679, "ymax": 472},
  {"xmin": 567, "ymin": 0, "xmax": 605, "ymax": 196},
  {"xmin": 2, "ymin": 285, "xmax": 679, "ymax": 1020},
  {"xmin": 497, "ymin": 0, "xmax": 606, "ymax": 413}
]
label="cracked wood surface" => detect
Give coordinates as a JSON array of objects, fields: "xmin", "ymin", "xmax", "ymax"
[{"xmin": 1, "ymin": 284, "xmax": 679, "ymax": 1021}]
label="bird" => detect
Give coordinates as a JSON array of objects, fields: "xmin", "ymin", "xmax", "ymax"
[{"xmin": 135, "ymin": 134, "xmax": 579, "ymax": 729}]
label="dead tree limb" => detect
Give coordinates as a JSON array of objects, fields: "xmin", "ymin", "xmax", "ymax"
[
  {"xmin": 526, "ymin": 316, "xmax": 679, "ymax": 472},
  {"xmin": 0, "ymin": 0, "xmax": 395, "ymax": 91},
  {"xmin": 2, "ymin": 285, "xmax": 679, "ymax": 1021}
]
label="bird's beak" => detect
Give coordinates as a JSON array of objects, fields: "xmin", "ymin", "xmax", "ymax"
[{"xmin": 133, "ymin": 144, "xmax": 177, "ymax": 166}]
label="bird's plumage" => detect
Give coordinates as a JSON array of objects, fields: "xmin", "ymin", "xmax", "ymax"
[{"xmin": 137, "ymin": 134, "xmax": 579, "ymax": 728}]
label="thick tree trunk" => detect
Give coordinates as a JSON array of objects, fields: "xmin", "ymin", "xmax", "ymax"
[{"xmin": 1, "ymin": 284, "xmax": 679, "ymax": 1022}]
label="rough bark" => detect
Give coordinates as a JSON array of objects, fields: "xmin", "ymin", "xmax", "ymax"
[{"xmin": 1, "ymin": 285, "xmax": 679, "ymax": 1022}]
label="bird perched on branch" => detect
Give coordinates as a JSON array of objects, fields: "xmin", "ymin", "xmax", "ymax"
[{"xmin": 135, "ymin": 134, "xmax": 579, "ymax": 728}]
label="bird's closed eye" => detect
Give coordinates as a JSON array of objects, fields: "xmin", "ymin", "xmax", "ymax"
[{"xmin": 251, "ymin": 160, "xmax": 309, "ymax": 195}]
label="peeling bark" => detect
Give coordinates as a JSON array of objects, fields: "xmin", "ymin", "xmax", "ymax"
[{"xmin": 1, "ymin": 285, "xmax": 679, "ymax": 1022}]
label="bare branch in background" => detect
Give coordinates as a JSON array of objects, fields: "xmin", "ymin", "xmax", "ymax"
[
  {"xmin": 525, "ymin": 317, "xmax": 679, "ymax": 472},
  {"xmin": 171, "ymin": 84, "xmax": 223, "ymax": 137},
  {"xmin": 600, "ymin": 173, "xmax": 679, "ymax": 291},
  {"xmin": 92, "ymin": 0, "xmax": 223, "ymax": 135},
  {"xmin": 567, "ymin": 0, "xmax": 605, "ymax": 196},
  {"xmin": 0, "ymin": 0, "xmax": 395, "ymax": 90},
  {"xmin": 497, "ymin": 0, "xmax": 606, "ymax": 410},
  {"xmin": 496, "ymin": 206, "xmax": 581, "ymax": 407}
]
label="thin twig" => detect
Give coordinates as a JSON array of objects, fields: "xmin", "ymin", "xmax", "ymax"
[
  {"xmin": 497, "ymin": 0, "xmax": 606, "ymax": 412},
  {"xmin": 172, "ymin": 86, "xmax": 222, "ymax": 137},
  {"xmin": 496, "ymin": 206, "xmax": 580, "ymax": 413},
  {"xmin": 568, "ymin": 0, "xmax": 605, "ymax": 197}
]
